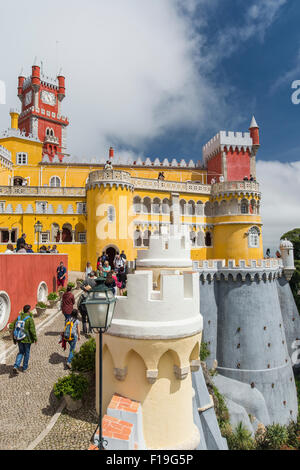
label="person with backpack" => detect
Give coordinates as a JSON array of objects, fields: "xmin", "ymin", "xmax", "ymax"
[
  {"xmin": 63, "ymin": 309, "xmax": 81, "ymax": 369},
  {"xmin": 12, "ymin": 305, "xmax": 37, "ymax": 374}
]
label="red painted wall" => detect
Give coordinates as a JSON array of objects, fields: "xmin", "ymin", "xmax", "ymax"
[
  {"xmin": 226, "ymin": 150, "xmax": 251, "ymax": 181},
  {"xmin": 207, "ymin": 152, "xmax": 222, "ymax": 184},
  {"xmin": 0, "ymin": 254, "xmax": 68, "ymax": 328}
]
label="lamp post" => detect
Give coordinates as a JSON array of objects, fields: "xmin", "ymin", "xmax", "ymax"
[
  {"xmin": 83, "ymin": 278, "xmax": 117, "ymax": 450},
  {"xmin": 34, "ymin": 220, "xmax": 43, "ymax": 252}
]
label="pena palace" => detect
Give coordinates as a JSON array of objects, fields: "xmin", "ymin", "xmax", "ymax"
[{"xmin": 0, "ymin": 60, "xmax": 263, "ymax": 272}]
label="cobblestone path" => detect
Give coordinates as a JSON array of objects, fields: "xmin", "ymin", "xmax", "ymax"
[{"xmin": 0, "ymin": 309, "xmax": 91, "ymax": 450}]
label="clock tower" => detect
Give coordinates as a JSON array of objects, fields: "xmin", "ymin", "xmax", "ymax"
[{"xmin": 17, "ymin": 58, "xmax": 69, "ymax": 162}]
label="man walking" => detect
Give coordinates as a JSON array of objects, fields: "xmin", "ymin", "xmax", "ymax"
[
  {"xmin": 16, "ymin": 233, "xmax": 26, "ymax": 252},
  {"xmin": 12, "ymin": 305, "xmax": 37, "ymax": 374},
  {"xmin": 61, "ymin": 285, "xmax": 75, "ymax": 320},
  {"xmin": 57, "ymin": 261, "xmax": 67, "ymax": 288}
]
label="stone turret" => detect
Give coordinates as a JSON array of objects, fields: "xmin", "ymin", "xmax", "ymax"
[{"xmin": 280, "ymin": 239, "xmax": 295, "ymax": 281}]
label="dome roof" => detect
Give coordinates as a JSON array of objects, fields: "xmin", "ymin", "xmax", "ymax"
[{"xmin": 280, "ymin": 238, "xmax": 293, "ymax": 248}]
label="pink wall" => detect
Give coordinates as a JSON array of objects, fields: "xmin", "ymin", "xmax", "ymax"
[
  {"xmin": 207, "ymin": 152, "xmax": 222, "ymax": 183},
  {"xmin": 0, "ymin": 254, "xmax": 68, "ymax": 328}
]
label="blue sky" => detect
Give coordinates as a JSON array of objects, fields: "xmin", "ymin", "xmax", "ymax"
[{"xmin": 0, "ymin": 0, "xmax": 299, "ymax": 250}]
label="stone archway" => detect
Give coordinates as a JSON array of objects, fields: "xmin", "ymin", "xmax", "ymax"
[{"xmin": 104, "ymin": 245, "xmax": 119, "ymax": 268}]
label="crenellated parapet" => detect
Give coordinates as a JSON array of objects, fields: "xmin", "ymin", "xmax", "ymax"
[
  {"xmin": 87, "ymin": 169, "xmax": 134, "ymax": 191},
  {"xmin": 211, "ymin": 180, "xmax": 260, "ymax": 199},
  {"xmin": 196, "ymin": 258, "xmax": 285, "ymax": 282},
  {"xmin": 203, "ymin": 131, "xmax": 253, "ymax": 166},
  {"xmin": 108, "ymin": 270, "xmax": 202, "ymax": 339}
]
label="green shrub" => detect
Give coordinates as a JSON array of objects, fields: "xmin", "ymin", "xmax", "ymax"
[
  {"xmin": 36, "ymin": 302, "xmax": 47, "ymax": 309},
  {"xmin": 212, "ymin": 385, "xmax": 230, "ymax": 433},
  {"xmin": 58, "ymin": 287, "xmax": 67, "ymax": 294},
  {"xmin": 48, "ymin": 292, "xmax": 58, "ymax": 301},
  {"xmin": 54, "ymin": 373, "xmax": 89, "ymax": 401},
  {"xmin": 71, "ymin": 338, "xmax": 96, "ymax": 372},
  {"xmin": 286, "ymin": 420, "xmax": 300, "ymax": 449},
  {"xmin": 200, "ymin": 342, "xmax": 210, "ymax": 361},
  {"xmin": 67, "ymin": 282, "xmax": 75, "ymax": 289},
  {"xmin": 255, "ymin": 423, "xmax": 289, "ymax": 450},
  {"xmin": 225, "ymin": 422, "xmax": 256, "ymax": 451}
]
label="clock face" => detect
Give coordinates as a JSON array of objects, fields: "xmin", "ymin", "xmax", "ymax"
[
  {"xmin": 41, "ymin": 90, "xmax": 56, "ymax": 106},
  {"xmin": 25, "ymin": 90, "xmax": 32, "ymax": 106}
]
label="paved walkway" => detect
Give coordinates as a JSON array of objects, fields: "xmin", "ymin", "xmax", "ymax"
[{"xmin": 0, "ymin": 300, "xmax": 91, "ymax": 450}]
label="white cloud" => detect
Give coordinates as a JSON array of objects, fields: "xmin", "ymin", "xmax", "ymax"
[
  {"xmin": 0, "ymin": 0, "xmax": 221, "ymax": 162},
  {"xmin": 256, "ymin": 160, "xmax": 300, "ymax": 254},
  {"xmin": 215, "ymin": 0, "xmax": 287, "ymax": 58}
]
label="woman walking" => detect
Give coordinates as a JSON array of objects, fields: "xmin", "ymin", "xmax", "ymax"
[{"xmin": 63, "ymin": 309, "xmax": 81, "ymax": 369}]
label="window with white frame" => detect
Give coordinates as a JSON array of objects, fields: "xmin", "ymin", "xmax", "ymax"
[
  {"xmin": 49, "ymin": 176, "xmax": 61, "ymax": 187},
  {"xmin": 36, "ymin": 201, "xmax": 48, "ymax": 214},
  {"xmin": 0, "ymin": 201, "xmax": 5, "ymax": 213},
  {"xmin": 248, "ymin": 226, "xmax": 260, "ymax": 248},
  {"xmin": 16, "ymin": 153, "xmax": 28, "ymax": 165},
  {"xmin": 78, "ymin": 232, "xmax": 86, "ymax": 243},
  {"xmin": 41, "ymin": 232, "xmax": 50, "ymax": 244},
  {"xmin": 77, "ymin": 202, "xmax": 87, "ymax": 214}
]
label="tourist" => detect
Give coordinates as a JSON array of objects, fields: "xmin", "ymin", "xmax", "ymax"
[
  {"xmin": 243, "ymin": 176, "xmax": 249, "ymax": 181},
  {"xmin": 102, "ymin": 260, "xmax": 111, "ymax": 278},
  {"xmin": 100, "ymin": 251, "xmax": 108, "ymax": 265},
  {"xmin": 96, "ymin": 262, "xmax": 103, "ymax": 278},
  {"xmin": 211, "ymin": 178, "xmax": 216, "ymax": 184},
  {"xmin": 219, "ymin": 175, "xmax": 224, "ymax": 183},
  {"xmin": 57, "ymin": 261, "xmax": 67, "ymax": 288},
  {"xmin": 12, "ymin": 305, "xmax": 37, "ymax": 374},
  {"xmin": 85, "ymin": 262, "xmax": 93, "ymax": 281},
  {"xmin": 61, "ymin": 285, "xmax": 75, "ymax": 320},
  {"xmin": 114, "ymin": 252, "xmax": 125, "ymax": 272},
  {"xmin": 276, "ymin": 250, "xmax": 282, "ymax": 258},
  {"xmin": 117, "ymin": 266, "xmax": 127, "ymax": 296},
  {"xmin": 16, "ymin": 233, "xmax": 26, "ymax": 252},
  {"xmin": 39, "ymin": 245, "xmax": 47, "ymax": 253},
  {"xmin": 64, "ymin": 309, "xmax": 81, "ymax": 369},
  {"xmin": 266, "ymin": 248, "xmax": 271, "ymax": 258},
  {"xmin": 120, "ymin": 250, "xmax": 127, "ymax": 261},
  {"xmin": 26, "ymin": 244, "xmax": 34, "ymax": 253},
  {"xmin": 4, "ymin": 243, "xmax": 14, "ymax": 254},
  {"xmin": 46, "ymin": 245, "xmax": 51, "ymax": 253},
  {"xmin": 17, "ymin": 243, "xmax": 27, "ymax": 254},
  {"xmin": 105, "ymin": 271, "xmax": 116, "ymax": 295},
  {"xmin": 50, "ymin": 245, "xmax": 58, "ymax": 253}
]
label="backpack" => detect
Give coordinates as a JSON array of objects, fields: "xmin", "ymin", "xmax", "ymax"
[
  {"xmin": 64, "ymin": 319, "xmax": 76, "ymax": 342},
  {"xmin": 13, "ymin": 315, "xmax": 30, "ymax": 342}
]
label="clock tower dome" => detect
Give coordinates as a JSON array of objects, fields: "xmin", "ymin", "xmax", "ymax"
[{"xmin": 17, "ymin": 58, "xmax": 69, "ymax": 162}]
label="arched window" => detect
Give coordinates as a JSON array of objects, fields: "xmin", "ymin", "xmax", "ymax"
[
  {"xmin": 213, "ymin": 202, "xmax": 219, "ymax": 216},
  {"xmin": 241, "ymin": 199, "xmax": 249, "ymax": 214},
  {"xmin": 250, "ymin": 199, "xmax": 256, "ymax": 214},
  {"xmin": 152, "ymin": 198, "xmax": 161, "ymax": 214},
  {"xmin": 190, "ymin": 231, "xmax": 196, "ymax": 247},
  {"xmin": 187, "ymin": 200, "xmax": 195, "ymax": 216},
  {"xmin": 134, "ymin": 229, "xmax": 142, "ymax": 247},
  {"xmin": 133, "ymin": 196, "xmax": 142, "ymax": 214},
  {"xmin": 162, "ymin": 198, "xmax": 171, "ymax": 214},
  {"xmin": 196, "ymin": 201, "xmax": 204, "ymax": 216},
  {"xmin": 205, "ymin": 232, "xmax": 212, "ymax": 247},
  {"xmin": 220, "ymin": 200, "xmax": 227, "ymax": 215},
  {"xmin": 62, "ymin": 223, "xmax": 72, "ymax": 243},
  {"xmin": 248, "ymin": 226, "xmax": 260, "ymax": 248},
  {"xmin": 197, "ymin": 230, "xmax": 205, "ymax": 247},
  {"xmin": 51, "ymin": 223, "xmax": 60, "ymax": 242},
  {"xmin": 49, "ymin": 176, "xmax": 61, "ymax": 187},
  {"xmin": 204, "ymin": 201, "xmax": 212, "ymax": 217},
  {"xmin": 143, "ymin": 197, "xmax": 151, "ymax": 214},
  {"xmin": 143, "ymin": 230, "xmax": 151, "ymax": 247},
  {"xmin": 180, "ymin": 200, "xmax": 186, "ymax": 215}
]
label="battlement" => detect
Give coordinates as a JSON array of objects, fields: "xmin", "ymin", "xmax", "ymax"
[
  {"xmin": 0, "ymin": 127, "xmax": 41, "ymax": 143},
  {"xmin": 108, "ymin": 270, "xmax": 202, "ymax": 339},
  {"xmin": 195, "ymin": 258, "xmax": 285, "ymax": 282},
  {"xmin": 203, "ymin": 130, "xmax": 253, "ymax": 165},
  {"xmin": 114, "ymin": 156, "xmax": 198, "ymax": 168},
  {"xmin": 136, "ymin": 230, "xmax": 191, "ymax": 268}
]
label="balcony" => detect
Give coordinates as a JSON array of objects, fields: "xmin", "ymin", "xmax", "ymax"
[{"xmin": 0, "ymin": 186, "xmax": 86, "ymax": 197}]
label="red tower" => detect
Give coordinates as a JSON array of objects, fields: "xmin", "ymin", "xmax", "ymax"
[{"xmin": 17, "ymin": 59, "xmax": 69, "ymax": 162}]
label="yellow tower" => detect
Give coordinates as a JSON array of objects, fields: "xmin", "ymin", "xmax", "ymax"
[{"xmin": 86, "ymin": 169, "xmax": 135, "ymax": 267}]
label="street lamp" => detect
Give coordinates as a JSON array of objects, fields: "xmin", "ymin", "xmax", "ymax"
[
  {"xmin": 83, "ymin": 278, "xmax": 117, "ymax": 450},
  {"xmin": 34, "ymin": 220, "xmax": 43, "ymax": 252}
]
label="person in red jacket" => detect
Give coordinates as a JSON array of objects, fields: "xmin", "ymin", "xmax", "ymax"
[{"xmin": 61, "ymin": 285, "xmax": 75, "ymax": 320}]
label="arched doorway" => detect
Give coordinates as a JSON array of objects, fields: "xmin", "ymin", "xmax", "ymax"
[{"xmin": 105, "ymin": 246, "xmax": 118, "ymax": 268}]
